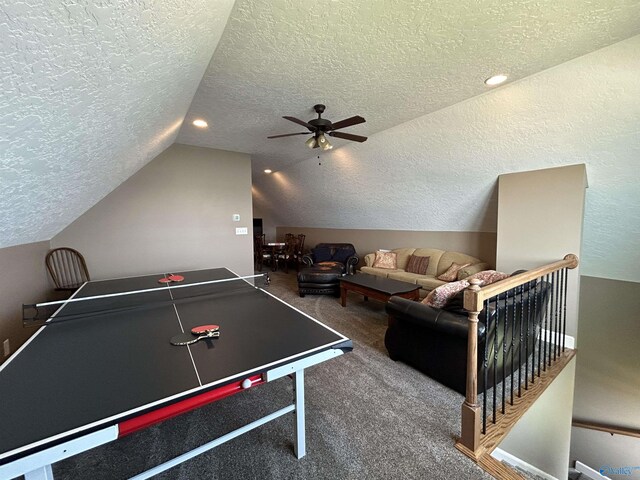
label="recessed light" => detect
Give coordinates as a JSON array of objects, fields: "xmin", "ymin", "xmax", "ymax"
[
  {"xmin": 192, "ymin": 119, "xmax": 208, "ymax": 128},
  {"xmin": 485, "ymin": 74, "xmax": 508, "ymax": 86},
  {"xmin": 264, "ymin": 169, "xmax": 272, "ymax": 174}
]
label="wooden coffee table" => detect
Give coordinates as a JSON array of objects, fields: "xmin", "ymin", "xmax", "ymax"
[{"xmin": 339, "ymin": 274, "xmax": 421, "ymax": 307}]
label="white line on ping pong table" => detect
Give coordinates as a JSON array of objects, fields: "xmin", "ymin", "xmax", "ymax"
[{"xmin": 29, "ymin": 274, "xmax": 266, "ymax": 308}]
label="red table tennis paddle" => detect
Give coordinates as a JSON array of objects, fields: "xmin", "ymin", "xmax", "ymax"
[
  {"xmin": 170, "ymin": 325, "xmax": 220, "ymax": 346},
  {"xmin": 158, "ymin": 274, "xmax": 185, "ymax": 284},
  {"xmin": 191, "ymin": 325, "xmax": 219, "ymax": 335}
]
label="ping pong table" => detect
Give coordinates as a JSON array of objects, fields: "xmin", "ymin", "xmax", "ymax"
[{"xmin": 0, "ymin": 267, "xmax": 352, "ymax": 479}]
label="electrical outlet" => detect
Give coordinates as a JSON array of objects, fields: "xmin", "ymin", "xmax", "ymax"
[
  {"xmin": 235, "ymin": 227, "xmax": 248, "ymax": 235},
  {"xmin": 3, "ymin": 339, "xmax": 9, "ymax": 357}
]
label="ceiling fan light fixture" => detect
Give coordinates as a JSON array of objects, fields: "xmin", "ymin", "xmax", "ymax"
[
  {"xmin": 317, "ymin": 133, "xmax": 333, "ymax": 151},
  {"xmin": 305, "ymin": 136, "xmax": 318, "ymax": 149}
]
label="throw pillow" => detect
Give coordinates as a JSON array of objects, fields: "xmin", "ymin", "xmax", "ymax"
[
  {"xmin": 467, "ymin": 270, "xmax": 509, "ymax": 286},
  {"xmin": 372, "ymin": 251, "xmax": 397, "ymax": 269},
  {"xmin": 422, "ymin": 280, "xmax": 470, "ymax": 308},
  {"xmin": 437, "ymin": 262, "xmax": 471, "ymax": 282},
  {"xmin": 312, "ymin": 247, "xmax": 332, "ymax": 263},
  {"xmin": 405, "ymin": 255, "xmax": 430, "ymax": 275}
]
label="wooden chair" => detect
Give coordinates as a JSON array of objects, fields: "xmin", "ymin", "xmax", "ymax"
[
  {"xmin": 254, "ymin": 234, "xmax": 266, "ymax": 271},
  {"xmin": 45, "ymin": 247, "xmax": 90, "ymax": 291}
]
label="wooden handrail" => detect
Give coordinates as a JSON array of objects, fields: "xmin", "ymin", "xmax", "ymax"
[
  {"xmin": 572, "ymin": 419, "xmax": 640, "ymax": 439},
  {"xmin": 464, "ymin": 254, "xmax": 578, "ymax": 312}
]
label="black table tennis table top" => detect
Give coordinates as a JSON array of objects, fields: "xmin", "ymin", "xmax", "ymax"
[{"xmin": 0, "ymin": 267, "xmax": 350, "ymax": 464}]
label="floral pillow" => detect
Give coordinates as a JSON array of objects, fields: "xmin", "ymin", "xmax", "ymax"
[
  {"xmin": 406, "ymin": 255, "xmax": 430, "ymax": 275},
  {"xmin": 372, "ymin": 250, "xmax": 397, "ymax": 269},
  {"xmin": 437, "ymin": 262, "xmax": 471, "ymax": 282},
  {"xmin": 422, "ymin": 280, "xmax": 470, "ymax": 308},
  {"xmin": 466, "ymin": 270, "xmax": 509, "ymax": 286}
]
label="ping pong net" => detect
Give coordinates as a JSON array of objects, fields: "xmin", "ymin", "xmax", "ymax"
[{"xmin": 23, "ymin": 273, "xmax": 268, "ymax": 327}]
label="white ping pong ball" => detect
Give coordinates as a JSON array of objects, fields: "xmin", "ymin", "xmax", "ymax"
[{"xmin": 241, "ymin": 379, "xmax": 252, "ymax": 389}]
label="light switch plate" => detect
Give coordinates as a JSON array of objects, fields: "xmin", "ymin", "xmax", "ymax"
[{"xmin": 235, "ymin": 227, "xmax": 248, "ymax": 235}]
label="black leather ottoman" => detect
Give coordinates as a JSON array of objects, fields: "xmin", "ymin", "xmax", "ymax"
[{"xmin": 297, "ymin": 265, "xmax": 344, "ymax": 297}]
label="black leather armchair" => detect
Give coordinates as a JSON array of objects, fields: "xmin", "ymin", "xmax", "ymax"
[
  {"xmin": 384, "ymin": 279, "xmax": 551, "ymax": 395},
  {"xmin": 301, "ymin": 243, "xmax": 359, "ymax": 275}
]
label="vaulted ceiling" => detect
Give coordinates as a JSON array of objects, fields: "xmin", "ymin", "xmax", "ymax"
[{"xmin": 2, "ymin": 0, "xmax": 640, "ymax": 249}]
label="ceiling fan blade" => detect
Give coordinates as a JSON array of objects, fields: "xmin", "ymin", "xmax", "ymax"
[
  {"xmin": 267, "ymin": 132, "xmax": 310, "ymax": 139},
  {"xmin": 328, "ymin": 131, "xmax": 368, "ymax": 143},
  {"xmin": 330, "ymin": 115, "xmax": 366, "ymax": 131},
  {"xmin": 283, "ymin": 116, "xmax": 315, "ymax": 130}
]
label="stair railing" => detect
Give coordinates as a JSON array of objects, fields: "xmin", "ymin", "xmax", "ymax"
[{"xmin": 458, "ymin": 254, "xmax": 579, "ymax": 455}]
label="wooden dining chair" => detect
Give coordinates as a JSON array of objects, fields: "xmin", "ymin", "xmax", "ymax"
[
  {"xmin": 254, "ymin": 234, "xmax": 267, "ymax": 271},
  {"xmin": 45, "ymin": 247, "xmax": 90, "ymax": 292}
]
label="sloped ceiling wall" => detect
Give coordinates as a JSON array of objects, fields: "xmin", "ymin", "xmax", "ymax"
[
  {"xmin": 0, "ymin": 0, "xmax": 236, "ymax": 248},
  {"xmin": 253, "ymin": 36, "xmax": 640, "ymax": 283}
]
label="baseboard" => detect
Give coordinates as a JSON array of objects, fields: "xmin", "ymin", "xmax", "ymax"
[
  {"xmin": 541, "ymin": 329, "xmax": 575, "ymax": 349},
  {"xmin": 492, "ymin": 448, "xmax": 557, "ymax": 480}
]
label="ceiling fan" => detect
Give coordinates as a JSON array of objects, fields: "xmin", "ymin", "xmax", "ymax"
[{"xmin": 267, "ymin": 104, "xmax": 367, "ymax": 150}]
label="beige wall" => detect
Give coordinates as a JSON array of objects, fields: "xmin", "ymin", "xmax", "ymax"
[
  {"xmin": 496, "ymin": 164, "xmax": 587, "ymax": 340},
  {"xmin": 570, "ymin": 276, "xmax": 640, "ymax": 471},
  {"xmin": 0, "ymin": 242, "xmax": 52, "ymax": 364},
  {"xmin": 52, "ymin": 144, "xmax": 254, "ymax": 279},
  {"xmin": 275, "ymin": 227, "xmax": 496, "ymax": 268},
  {"xmin": 495, "ymin": 164, "xmax": 586, "ymax": 478},
  {"xmin": 498, "ymin": 358, "xmax": 577, "ymax": 480}
]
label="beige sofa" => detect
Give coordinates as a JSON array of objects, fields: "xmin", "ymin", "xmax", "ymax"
[{"xmin": 360, "ymin": 248, "xmax": 489, "ymax": 296}]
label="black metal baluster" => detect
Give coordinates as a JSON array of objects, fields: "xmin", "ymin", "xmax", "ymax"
[
  {"xmin": 542, "ymin": 273, "xmax": 553, "ymax": 372},
  {"xmin": 483, "ymin": 298, "xmax": 489, "ymax": 434},
  {"xmin": 502, "ymin": 290, "xmax": 507, "ymax": 414},
  {"xmin": 535, "ymin": 278, "xmax": 541, "ymax": 379},
  {"xmin": 562, "ymin": 268, "xmax": 568, "ymax": 352},
  {"xmin": 518, "ymin": 284, "xmax": 524, "ymax": 397},
  {"xmin": 553, "ymin": 271, "xmax": 560, "ymax": 362},
  {"xmin": 525, "ymin": 278, "xmax": 532, "ymax": 390},
  {"xmin": 510, "ymin": 287, "xmax": 516, "ymax": 406}
]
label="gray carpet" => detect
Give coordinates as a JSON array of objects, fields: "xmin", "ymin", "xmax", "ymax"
[{"xmin": 53, "ymin": 271, "xmax": 492, "ymax": 479}]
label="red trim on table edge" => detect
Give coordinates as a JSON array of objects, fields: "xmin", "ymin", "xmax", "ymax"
[{"xmin": 118, "ymin": 375, "xmax": 264, "ymax": 437}]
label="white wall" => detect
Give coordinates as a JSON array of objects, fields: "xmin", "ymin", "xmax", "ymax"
[
  {"xmin": 253, "ymin": 35, "xmax": 640, "ymax": 283},
  {"xmin": 52, "ymin": 144, "xmax": 254, "ymax": 279}
]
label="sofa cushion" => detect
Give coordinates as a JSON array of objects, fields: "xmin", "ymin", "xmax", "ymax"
[
  {"xmin": 457, "ymin": 262, "xmax": 491, "ymax": 280},
  {"xmin": 360, "ymin": 266, "xmax": 399, "ymax": 278},
  {"xmin": 387, "ymin": 271, "xmax": 423, "ymax": 284},
  {"xmin": 415, "ymin": 276, "xmax": 448, "ymax": 291},
  {"xmin": 312, "ymin": 247, "xmax": 332, "ymax": 262},
  {"xmin": 331, "ymin": 248, "xmax": 353, "ymax": 263},
  {"xmin": 422, "ymin": 280, "xmax": 470, "ymax": 308},
  {"xmin": 437, "ymin": 262, "xmax": 471, "ymax": 282},
  {"xmin": 412, "ymin": 248, "xmax": 446, "ymax": 275},
  {"xmin": 391, "ymin": 248, "xmax": 417, "ymax": 270},
  {"xmin": 436, "ymin": 251, "xmax": 481, "ymax": 276},
  {"xmin": 406, "ymin": 255, "xmax": 430, "ymax": 275},
  {"xmin": 372, "ymin": 251, "xmax": 397, "ymax": 269}
]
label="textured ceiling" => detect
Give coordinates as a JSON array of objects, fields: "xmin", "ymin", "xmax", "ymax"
[
  {"xmin": 177, "ymin": 0, "xmax": 640, "ymax": 178},
  {"xmin": 0, "ymin": 0, "xmax": 236, "ymax": 248},
  {"xmin": 3, "ymin": 0, "xmax": 640, "ymax": 250}
]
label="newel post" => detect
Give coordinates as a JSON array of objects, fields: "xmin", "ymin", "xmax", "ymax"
[{"xmin": 460, "ymin": 279, "xmax": 483, "ymax": 452}]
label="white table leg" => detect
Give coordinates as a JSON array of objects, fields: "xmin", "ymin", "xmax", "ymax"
[
  {"xmin": 293, "ymin": 369, "xmax": 306, "ymax": 459},
  {"xmin": 24, "ymin": 464, "xmax": 54, "ymax": 480}
]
